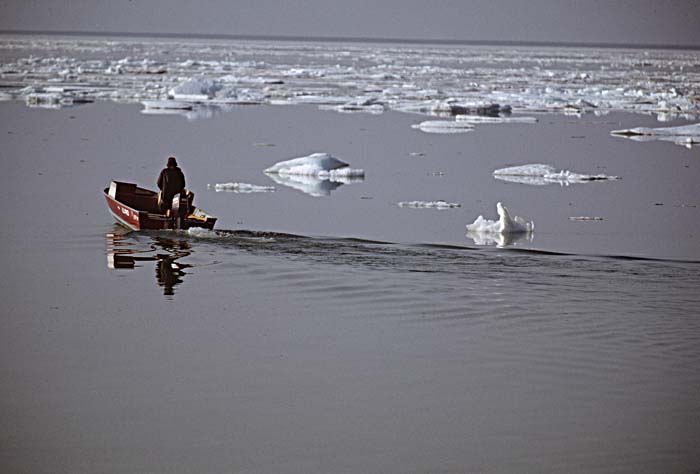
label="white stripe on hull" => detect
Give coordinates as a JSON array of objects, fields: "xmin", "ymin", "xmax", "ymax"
[{"xmin": 108, "ymin": 208, "xmax": 139, "ymax": 231}]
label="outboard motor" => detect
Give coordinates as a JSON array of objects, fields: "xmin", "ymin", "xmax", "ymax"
[{"xmin": 170, "ymin": 192, "xmax": 190, "ymax": 229}]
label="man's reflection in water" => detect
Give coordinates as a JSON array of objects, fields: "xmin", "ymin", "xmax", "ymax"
[
  {"xmin": 106, "ymin": 230, "xmax": 192, "ymax": 297},
  {"xmin": 153, "ymin": 238, "xmax": 191, "ymax": 296}
]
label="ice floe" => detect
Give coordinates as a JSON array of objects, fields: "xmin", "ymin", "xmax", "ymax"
[
  {"xmin": 1, "ymin": 37, "xmax": 699, "ymax": 121},
  {"xmin": 264, "ymin": 153, "xmax": 365, "ymax": 178},
  {"xmin": 493, "ymin": 164, "xmax": 620, "ymax": 186},
  {"xmin": 397, "ymin": 200, "xmax": 461, "ymax": 209},
  {"xmin": 168, "ymin": 78, "xmax": 221, "ymax": 101},
  {"xmin": 456, "ymin": 115, "xmax": 538, "ymax": 124},
  {"xmin": 411, "ymin": 121, "xmax": 475, "ymax": 134},
  {"xmin": 466, "ymin": 202, "xmax": 534, "ymax": 236},
  {"xmin": 610, "ymin": 123, "xmax": 700, "ymax": 148},
  {"xmin": 208, "ymin": 182, "xmax": 275, "ymax": 193},
  {"xmin": 263, "ymin": 153, "xmax": 364, "ymax": 196}
]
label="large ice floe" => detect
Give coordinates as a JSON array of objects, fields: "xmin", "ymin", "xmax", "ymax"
[
  {"xmin": 493, "ymin": 164, "xmax": 620, "ymax": 186},
  {"xmin": 3, "ymin": 37, "xmax": 697, "ymax": 121},
  {"xmin": 263, "ymin": 153, "xmax": 364, "ymax": 196},
  {"xmin": 610, "ymin": 123, "xmax": 700, "ymax": 148},
  {"xmin": 466, "ymin": 202, "xmax": 534, "ymax": 244}
]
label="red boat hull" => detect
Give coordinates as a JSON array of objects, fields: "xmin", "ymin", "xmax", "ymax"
[{"xmin": 104, "ymin": 181, "xmax": 217, "ymax": 231}]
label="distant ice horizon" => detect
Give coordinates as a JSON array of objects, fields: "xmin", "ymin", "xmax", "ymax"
[
  {"xmin": 1, "ymin": 29, "xmax": 698, "ymax": 51},
  {"xmin": 1, "ymin": 0, "xmax": 699, "ymax": 49}
]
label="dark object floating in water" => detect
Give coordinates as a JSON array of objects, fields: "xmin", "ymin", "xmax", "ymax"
[{"xmin": 104, "ymin": 181, "xmax": 217, "ymax": 231}]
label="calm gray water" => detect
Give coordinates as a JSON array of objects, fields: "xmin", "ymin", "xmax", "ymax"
[{"xmin": 1, "ymin": 97, "xmax": 700, "ymax": 474}]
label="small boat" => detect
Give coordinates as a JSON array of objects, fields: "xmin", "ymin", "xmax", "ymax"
[{"xmin": 104, "ymin": 180, "xmax": 217, "ymax": 231}]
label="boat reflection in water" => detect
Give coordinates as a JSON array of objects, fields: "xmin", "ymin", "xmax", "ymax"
[{"xmin": 106, "ymin": 228, "xmax": 192, "ymax": 297}]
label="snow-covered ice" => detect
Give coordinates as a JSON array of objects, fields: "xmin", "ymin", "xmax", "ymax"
[
  {"xmin": 493, "ymin": 164, "xmax": 620, "ymax": 186},
  {"xmin": 466, "ymin": 202, "xmax": 534, "ymax": 235},
  {"xmin": 264, "ymin": 153, "xmax": 365, "ymax": 178},
  {"xmin": 168, "ymin": 78, "xmax": 221, "ymax": 101}
]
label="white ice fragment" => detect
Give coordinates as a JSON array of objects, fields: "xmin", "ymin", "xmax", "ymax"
[
  {"xmin": 208, "ymin": 182, "xmax": 275, "ymax": 193},
  {"xmin": 455, "ymin": 115, "xmax": 538, "ymax": 124},
  {"xmin": 397, "ymin": 200, "xmax": 461, "ymax": 209},
  {"xmin": 411, "ymin": 120, "xmax": 474, "ymax": 134},
  {"xmin": 569, "ymin": 216, "xmax": 604, "ymax": 221},
  {"xmin": 610, "ymin": 123, "xmax": 700, "ymax": 147},
  {"xmin": 466, "ymin": 202, "xmax": 534, "ymax": 235},
  {"xmin": 168, "ymin": 78, "xmax": 221, "ymax": 101},
  {"xmin": 493, "ymin": 164, "xmax": 619, "ymax": 186},
  {"xmin": 264, "ymin": 153, "xmax": 364, "ymax": 178}
]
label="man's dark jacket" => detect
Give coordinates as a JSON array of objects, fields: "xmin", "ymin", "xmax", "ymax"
[{"xmin": 157, "ymin": 166, "xmax": 186, "ymax": 209}]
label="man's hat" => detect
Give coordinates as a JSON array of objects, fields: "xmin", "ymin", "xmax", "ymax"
[{"xmin": 167, "ymin": 156, "xmax": 178, "ymax": 167}]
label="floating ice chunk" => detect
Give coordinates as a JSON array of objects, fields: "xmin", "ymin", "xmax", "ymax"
[
  {"xmin": 142, "ymin": 100, "xmax": 193, "ymax": 110},
  {"xmin": 397, "ymin": 200, "xmax": 461, "ymax": 209},
  {"xmin": 610, "ymin": 123, "xmax": 700, "ymax": 148},
  {"xmin": 467, "ymin": 230, "xmax": 532, "ymax": 248},
  {"xmin": 411, "ymin": 121, "xmax": 475, "ymax": 134},
  {"xmin": 456, "ymin": 115, "xmax": 538, "ymax": 124},
  {"xmin": 569, "ymin": 216, "xmax": 604, "ymax": 221},
  {"xmin": 493, "ymin": 164, "xmax": 619, "ymax": 186},
  {"xmin": 264, "ymin": 153, "xmax": 364, "ymax": 178},
  {"xmin": 168, "ymin": 78, "xmax": 222, "ymax": 101},
  {"xmin": 208, "ymin": 182, "xmax": 275, "ymax": 193},
  {"xmin": 466, "ymin": 202, "xmax": 534, "ymax": 235}
]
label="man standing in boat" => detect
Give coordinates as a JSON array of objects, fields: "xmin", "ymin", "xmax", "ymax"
[{"xmin": 157, "ymin": 156, "xmax": 186, "ymax": 214}]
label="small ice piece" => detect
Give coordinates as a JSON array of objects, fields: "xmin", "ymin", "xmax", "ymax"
[
  {"xmin": 397, "ymin": 200, "xmax": 461, "ymax": 209},
  {"xmin": 569, "ymin": 216, "xmax": 604, "ymax": 221},
  {"xmin": 264, "ymin": 153, "xmax": 364, "ymax": 178},
  {"xmin": 455, "ymin": 115, "xmax": 538, "ymax": 124},
  {"xmin": 209, "ymin": 182, "xmax": 275, "ymax": 193},
  {"xmin": 493, "ymin": 164, "xmax": 619, "ymax": 186},
  {"xmin": 466, "ymin": 202, "xmax": 534, "ymax": 235},
  {"xmin": 411, "ymin": 121, "xmax": 475, "ymax": 134},
  {"xmin": 142, "ymin": 100, "xmax": 193, "ymax": 110},
  {"xmin": 610, "ymin": 123, "xmax": 700, "ymax": 147}
]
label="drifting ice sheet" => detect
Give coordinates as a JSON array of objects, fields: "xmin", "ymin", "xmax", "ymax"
[
  {"xmin": 466, "ymin": 202, "xmax": 534, "ymax": 235},
  {"xmin": 493, "ymin": 164, "xmax": 620, "ymax": 186},
  {"xmin": 610, "ymin": 123, "xmax": 700, "ymax": 147}
]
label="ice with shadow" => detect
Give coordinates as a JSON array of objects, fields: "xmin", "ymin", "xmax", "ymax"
[
  {"xmin": 263, "ymin": 152, "xmax": 365, "ymax": 196},
  {"xmin": 466, "ymin": 202, "xmax": 534, "ymax": 248}
]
